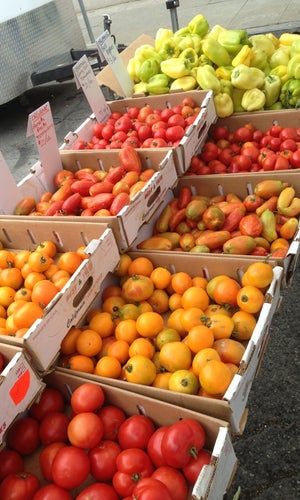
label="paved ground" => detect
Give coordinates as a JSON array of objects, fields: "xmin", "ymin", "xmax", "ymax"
[{"xmin": 0, "ymin": 1, "xmax": 300, "ymax": 498}]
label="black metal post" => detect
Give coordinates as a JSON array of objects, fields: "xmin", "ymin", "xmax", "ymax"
[{"xmin": 165, "ymin": 0, "xmax": 180, "ymax": 32}]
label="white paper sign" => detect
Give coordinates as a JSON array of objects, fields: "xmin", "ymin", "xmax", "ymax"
[
  {"xmin": 26, "ymin": 102, "xmax": 61, "ymax": 191},
  {"xmin": 96, "ymin": 30, "xmax": 134, "ymax": 98},
  {"xmin": 0, "ymin": 152, "xmax": 20, "ymax": 214},
  {"xmin": 73, "ymin": 55, "xmax": 111, "ymax": 123}
]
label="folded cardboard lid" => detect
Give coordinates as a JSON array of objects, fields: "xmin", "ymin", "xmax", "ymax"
[{"xmin": 96, "ymin": 34, "xmax": 155, "ymax": 97}]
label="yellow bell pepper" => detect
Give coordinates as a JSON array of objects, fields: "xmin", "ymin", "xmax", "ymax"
[
  {"xmin": 188, "ymin": 14, "xmax": 210, "ymax": 38},
  {"xmin": 269, "ymin": 65, "xmax": 289, "ymax": 84},
  {"xmin": 133, "ymin": 82, "xmax": 148, "ymax": 95},
  {"xmin": 250, "ymin": 48, "xmax": 268, "ymax": 71},
  {"xmin": 159, "ymin": 38, "xmax": 180, "ymax": 59},
  {"xmin": 196, "ymin": 65, "xmax": 221, "ymax": 93},
  {"xmin": 179, "ymin": 48, "xmax": 198, "ymax": 68},
  {"xmin": 215, "ymin": 66, "xmax": 234, "ymax": 80},
  {"xmin": 134, "ymin": 45, "xmax": 161, "ymax": 63},
  {"xmin": 146, "ymin": 74, "xmax": 170, "ymax": 94},
  {"xmin": 287, "ymin": 54, "xmax": 300, "ymax": 79},
  {"xmin": 160, "ymin": 58, "xmax": 191, "ymax": 79},
  {"xmin": 127, "ymin": 57, "xmax": 143, "ymax": 83},
  {"xmin": 249, "ymin": 34, "xmax": 276, "ymax": 57},
  {"xmin": 241, "ymin": 88, "xmax": 266, "ymax": 111},
  {"xmin": 231, "ymin": 64, "xmax": 265, "ymax": 90},
  {"xmin": 155, "ymin": 28, "xmax": 174, "ymax": 52},
  {"xmin": 219, "ymin": 79, "xmax": 233, "ymax": 96},
  {"xmin": 213, "ymin": 93, "xmax": 234, "ymax": 117},
  {"xmin": 269, "ymin": 47, "xmax": 290, "ymax": 69},
  {"xmin": 232, "ymin": 88, "xmax": 246, "ymax": 112},
  {"xmin": 170, "ymin": 76, "xmax": 197, "ymax": 92},
  {"xmin": 217, "ymin": 29, "xmax": 248, "ymax": 55},
  {"xmin": 263, "ymin": 74, "xmax": 281, "ymax": 108},
  {"xmin": 174, "ymin": 35, "xmax": 195, "ymax": 52},
  {"xmin": 201, "ymin": 38, "xmax": 231, "ymax": 67},
  {"xmin": 265, "ymin": 33, "xmax": 280, "ymax": 49},
  {"xmin": 232, "ymin": 45, "xmax": 253, "ymax": 67},
  {"xmin": 290, "ymin": 39, "xmax": 300, "ymax": 57},
  {"xmin": 205, "ymin": 24, "xmax": 226, "ymax": 41},
  {"xmin": 279, "ymin": 33, "xmax": 300, "ymax": 47}
]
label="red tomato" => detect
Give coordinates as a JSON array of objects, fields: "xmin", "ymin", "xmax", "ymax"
[
  {"xmin": 279, "ymin": 127, "xmax": 297, "ymax": 141},
  {"xmin": 117, "ymin": 414, "xmax": 155, "ymax": 450},
  {"xmin": 152, "ymin": 466, "xmax": 188, "ymax": 500},
  {"xmin": 290, "ymin": 149, "xmax": 300, "ymax": 168},
  {"xmin": 268, "ymin": 136, "xmax": 282, "ymax": 152},
  {"xmin": 218, "ymin": 147, "xmax": 237, "ymax": 166},
  {"xmin": 30, "ymin": 388, "xmax": 65, "ymax": 421},
  {"xmin": 243, "ymin": 194, "xmax": 263, "ymax": 212},
  {"xmin": 167, "ymin": 113, "xmax": 185, "ymax": 128},
  {"xmin": 145, "ymin": 113, "xmax": 161, "ymax": 126},
  {"xmin": 182, "ymin": 448, "xmax": 212, "ymax": 484},
  {"xmin": 261, "ymin": 153, "xmax": 276, "ymax": 171},
  {"xmin": 165, "ymin": 125, "xmax": 185, "ymax": 143},
  {"xmin": 89, "ymin": 439, "xmax": 121, "ymax": 481},
  {"xmin": 138, "ymin": 124, "xmax": 152, "ymax": 142},
  {"xmin": 39, "ymin": 412, "xmax": 70, "ymax": 445},
  {"xmin": 252, "ymin": 129, "xmax": 264, "ymax": 142},
  {"xmin": 67, "ymin": 412, "xmax": 104, "ymax": 449},
  {"xmin": 33, "ymin": 484, "xmax": 73, "ymax": 500},
  {"xmin": 51, "ymin": 446, "xmax": 90, "ymax": 490},
  {"xmin": 73, "ymin": 140, "xmax": 88, "ymax": 150},
  {"xmin": 268, "ymin": 124, "xmax": 283, "ymax": 137},
  {"xmin": 76, "ymin": 483, "xmax": 119, "ymax": 500},
  {"xmin": 138, "ymin": 106, "xmax": 153, "ymax": 122},
  {"xmin": 233, "ymin": 126, "xmax": 253, "ymax": 143},
  {"xmin": 115, "ymin": 116, "xmax": 133, "ymax": 133},
  {"xmin": 0, "ymin": 472, "xmax": 40, "ymax": 500},
  {"xmin": 92, "ymin": 123, "xmax": 104, "ymax": 139},
  {"xmin": 70, "ymin": 382, "xmax": 105, "ymax": 414},
  {"xmin": 152, "ymin": 120, "xmax": 168, "ymax": 133},
  {"xmin": 7, "ymin": 417, "xmax": 40, "ymax": 455},
  {"xmin": 118, "ymin": 146, "xmax": 142, "ymax": 174},
  {"xmin": 111, "ymin": 130, "xmax": 127, "ymax": 143},
  {"xmin": 153, "ymin": 128, "xmax": 167, "ymax": 140},
  {"xmin": 53, "ymin": 170, "xmax": 74, "ymax": 188},
  {"xmin": 0, "ymin": 450, "xmax": 24, "ymax": 481},
  {"xmin": 231, "ymin": 154, "xmax": 252, "ymax": 171},
  {"xmin": 146, "ymin": 426, "xmax": 168, "ymax": 468},
  {"xmin": 241, "ymin": 145, "xmax": 259, "ymax": 161},
  {"xmin": 122, "ymin": 136, "xmax": 140, "ymax": 148},
  {"xmin": 102, "ymin": 124, "xmax": 115, "ymax": 141},
  {"xmin": 132, "ymin": 477, "xmax": 173, "ymax": 500},
  {"xmin": 280, "ymin": 138, "xmax": 297, "ymax": 152},
  {"xmin": 211, "ymin": 125, "xmax": 229, "ymax": 141},
  {"xmin": 148, "ymin": 138, "xmax": 168, "ymax": 147},
  {"xmin": 274, "ymin": 155, "xmax": 290, "ymax": 170},
  {"xmin": 208, "ymin": 160, "xmax": 227, "ymax": 174},
  {"xmin": 97, "ymin": 405, "xmax": 126, "ymax": 441},
  {"xmin": 161, "ymin": 418, "xmax": 206, "ymax": 468},
  {"xmin": 112, "ymin": 448, "xmax": 154, "ymax": 497},
  {"xmin": 127, "ymin": 107, "xmax": 140, "ymax": 119},
  {"xmin": 200, "ymin": 141, "xmax": 219, "ymax": 162},
  {"xmin": 39, "ymin": 442, "xmax": 67, "ymax": 482}
]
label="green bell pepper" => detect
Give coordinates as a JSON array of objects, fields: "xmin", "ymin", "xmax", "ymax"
[
  {"xmin": 287, "ymin": 54, "xmax": 300, "ymax": 79},
  {"xmin": 263, "ymin": 74, "xmax": 281, "ymax": 108},
  {"xmin": 201, "ymin": 38, "xmax": 231, "ymax": 67},
  {"xmin": 179, "ymin": 48, "xmax": 198, "ymax": 68},
  {"xmin": 188, "ymin": 14, "xmax": 210, "ymax": 38},
  {"xmin": 231, "ymin": 88, "xmax": 246, "ymax": 112},
  {"xmin": 196, "ymin": 65, "xmax": 221, "ymax": 94},
  {"xmin": 241, "ymin": 88, "xmax": 266, "ymax": 111},
  {"xmin": 280, "ymin": 78, "xmax": 300, "ymax": 108},
  {"xmin": 137, "ymin": 58, "xmax": 160, "ymax": 83},
  {"xmin": 218, "ymin": 29, "xmax": 248, "ymax": 55},
  {"xmin": 213, "ymin": 93, "xmax": 234, "ymax": 117},
  {"xmin": 160, "ymin": 57, "xmax": 191, "ymax": 79},
  {"xmin": 268, "ymin": 101, "xmax": 284, "ymax": 110},
  {"xmin": 146, "ymin": 74, "xmax": 170, "ymax": 95},
  {"xmin": 231, "ymin": 64, "xmax": 265, "ymax": 90}
]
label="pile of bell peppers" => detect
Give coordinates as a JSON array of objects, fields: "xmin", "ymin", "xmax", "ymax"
[{"xmin": 126, "ymin": 14, "xmax": 300, "ymax": 117}]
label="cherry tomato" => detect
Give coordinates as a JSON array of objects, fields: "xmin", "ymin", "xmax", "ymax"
[
  {"xmin": 51, "ymin": 446, "xmax": 90, "ymax": 490},
  {"xmin": 7, "ymin": 417, "xmax": 40, "ymax": 455},
  {"xmin": 118, "ymin": 414, "xmax": 155, "ymax": 450},
  {"xmin": 30, "ymin": 388, "xmax": 65, "ymax": 421},
  {"xmin": 76, "ymin": 483, "xmax": 119, "ymax": 500},
  {"xmin": 33, "ymin": 484, "xmax": 73, "ymax": 500},
  {"xmin": 0, "ymin": 472, "xmax": 40, "ymax": 500},
  {"xmin": 97, "ymin": 405, "xmax": 126, "ymax": 441},
  {"xmin": 39, "ymin": 412, "xmax": 70, "ymax": 445},
  {"xmin": 0, "ymin": 450, "xmax": 24, "ymax": 481},
  {"xmin": 70, "ymin": 382, "xmax": 105, "ymax": 414},
  {"xmin": 39, "ymin": 442, "xmax": 67, "ymax": 482},
  {"xmin": 89, "ymin": 440, "xmax": 121, "ymax": 481}
]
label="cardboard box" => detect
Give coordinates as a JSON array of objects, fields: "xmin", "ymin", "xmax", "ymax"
[
  {"xmin": 61, "ymin": 89, "xmax": 216, "ymax": 176},
  {"xmin": 0, "ymin": 219, "xmax": 120, "ymax": 372},
  {"xmin": 42, "ymin": 370, "xmax": 237, "ymax": 499},
  {"xmin": 57, "ymin": 252, "xmax": 283, "ymax": 434},
  {"xmin": 0, "ymin": 344, "xmax": 44, "ymax": 446},
  {"xmin": 215, "ymin": 108, "xmax": 300, "ymax": 132},
  {"xmin": 133, "ymin": 171, "xmax": 300, "ymax": 288},
  {"xmin": 0, "ymin": 149, "xmax": 177, "ymax": 252}
]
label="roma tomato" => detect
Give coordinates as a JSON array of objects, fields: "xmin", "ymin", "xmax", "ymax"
[
  {"xmin": 118, "ymin": 414, "xmax": 155, "ymax": 450},
  {"xmin": 76, "ymin": 483, "xmax": 119, "ymax": 500},
  {"xmin": 53, "ymin": 170, "xmax": 74, "ymax": 188},
  {"xmin": 0, "ymin": 472, "xmax": 40, "ymax": 500},
  {"xmin": 0, "ymin": 450, "xmax": 24, "ymax": 481},
  {"xmin": 70, "ymin": 382, "xmax": 105, "ymax": 414},
  {"xmin": 118, "ymin": 146, "xmax": 142, "ymax": 174},
  {"xmin": 33, "ymin": 484, "xmax": 73, "ymax": 500},
  {"xmin": 161, "ymin": 418, "xmax": 206, "ymax": 468},
  {"xmin": 89, "ymin": 440, "xmax": 121, "ymax": 481},
  {"xmin": 30, "ymin": 388, "xmax": 65, "ymax": 421},
  {"xmin": 51, "ymin": 446, "xmax": 90, "ymax": 490},
  {"xmin": 6, "ymin": 417, "xmax": 40, "ymax": 455},
  {"xmin": 112, "ymin": 448, "xmax": 154, "ymax": 497},
  {"xmin": 97, "ymin": 405, "xmax": 126, "ymax": 441}
]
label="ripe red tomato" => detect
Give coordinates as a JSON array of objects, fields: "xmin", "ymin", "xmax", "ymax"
[
  {"xmin": 101, "ymin": 124, "xmax": 115, "ymax": 141},
  {"xmin": 76, "ymin": 483, "xmax": 119, "ymax": 500},
  {"xmin": 233, "ymin": 126, "xmax": 253, "ymax": 143},
  {"xmin": 89, "ymin": 439, "xmax": 121, "ymax": 481},
  {"xmin": 39, "ymin": 442, "xmax": 67, "ymax": 482},
  {"xmin": 113, "ymin": 448, "xmax": 154, "ymax": 497},
  {"xmin": 167, "ymin": 113, "xmax": 186, "ymax": 128},
  {"xmin": 274, "ymin": 155, "xmax": 290, "ymax": 170},
  {"xmin": 146, "ymin": 426, "xmax": 168, "ymax": 468},
  {"xmin": 290, "ymin": 149, "xmax": 300, "ymax": 168},
  {"xmin": 114, "ymin": 116, "xmax": 133, "ymax": 133},
  {"xmin": 152, "ymin": 466, "xmax": 188, "ymax": 500},
  {"xmin": 161, "ymin": 418, "xmax": 206, "ymax": 468},
  {"xmin": 211, "ymin": 125, "xmax": 229, "ymax": 141},
  {"xmin": 117, "ymin": 414, "xmax": 155, "ymax": 450},
  {"xmin": 0, "ymin": 472, "xmax": 40, "ymax": 500},
  {"xmin": 268, "ymin": 124, "xmax": 282, "ymax": 137},
  {"xmin": 280, "ymin": 138, "xmax": 297, "ymax": 152},
  {"xmin": 0, "ymin": 449, "xmax": 24, "ymax": 481},
  {"xmin": 279, "ymin": 127, "xmax": 297, "ymax": 141},
  {"xmin": 33, "ymin": 484, "xmax": 73, "ymax": 500},
  {"xmin": 7, "ymin": 417, "xmax": 40, "ymax": 455},
  {"xmin": 53, "ymin": 170, "xmax": 74, "ymax": 189},
  {"xmin": 137, "ymin": 124, "xmax": 152, "ymax": 142},
  {"xmin": 39, "ymin": 412, "xmax": 70, "ymax": 445},
  {"xmin": 132, "ymin": 477, "xmax": 173, "ymax": 500},
  {"xmin": 160, "ymin": 108, "xmax": 174, "ymax": 122},
  {"xmin": 30, "ymin": 388, "xmax": 65, "ymax": 421},
  {"xmin": 92, "ymin": 123, "xmax": 104, "ymax": 139},
  {"xmin": 51, "ymin": 446, "xmax": 90, "ymax": 490},
  {"xmin": 97, "ymin": 405, "xmax": 126, "ymax": 441},
  {"xmin": 127, "ymin": 107, "xmax": 140, "ymax": 119},
  {"xmin": 145, "ymin": 113, "xmax": 161, "ymax": 126},
  {"xmin": 165, "ymin": 125, "xmax": 185, "ymax": 143},
  {"xmin": 70, "ymin": 382, "xmax": 105, "ymax": 414},
  {"xmin": 138, "ymin": 106, "xmax": 153, "ymax": 122},
  {"xmin": 67, "ymin": 412, "xmax": 104, "ymax": 449},
  {"xmin": 182, "ymin": 448, "xmax": 212, "ymax": 484}
]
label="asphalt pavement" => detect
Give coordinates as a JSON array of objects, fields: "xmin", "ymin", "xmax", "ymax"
[{"xmin": 0, "ymin": 1, "xmax": 300, "ymax": 498}]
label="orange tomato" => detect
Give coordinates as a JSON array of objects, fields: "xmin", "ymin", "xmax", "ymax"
[
  {"xmin": 236, "ymin": 286, "xmax": 265, "ymax": 314},
  {"xmin": 185, "ymin": 324, "xmax": 215, "ymax": 353},
  {"xmin": 122, "ymin": 275, "xmax": 154, "ymax": 303},
  {"xmin": 0, "ymin": 250, "xmax": 15, "ymax": 268},
  {"xmin": 241, "ymin": 262, "xmax": 274, "ymax": 289},
  {"xmin": 199, "ymin": 359, "xmax": 232, "ymax": 396},
  {"xmin": 159, "ymin": 341, "xmax": 192, "ymax": 372},
  {"xmin": 114, "ymin": 318, "xmax": 139, "ymax": 344},
  {"xmin": 75, "ymin": 328, "xmax": 103, "ymax": 357},
  {"xmin": 94, "ymin": 356, "xmax": 122, "ymax": 379},
  {"xmin": 24, "ymin": 272, "xmax": 47, "ymax": 291},
  {"xmin": 135, "ymin": 311, "xmax": 164, "ymax": 338},
  {"xmin": 60, "ymin": 327, "xmax": 82, "ymax": 355},
  {"xmin": 57, "ymin": 251, "xmax": 83, "ymax": 275},
  {"xmin": 213, "ymin": 338, "xmax": 246, "ymax": 365},
  {"xmin": 0, "ymin": 286, "xmax": 16, "ymax": 308},
  {"xmin": 106, "ymin": 339, "xmax": 130, "ymax": 365},
  {"xmin": 213, "ymin": 277, "xmax": 241, "ymax": 308},
  {"xmin": 88, "ymin": 311, "xmax": 115, "ymax": 338},
  {"xmin": 67, "ymin": 354, "xmax": 95, "ymax": 374},
  {"xmin": 0, "ymin": 268, "xmax": 23, "ymax": 290},
  {"xmin": 231, "ymin": 310, "xmax": 257, "ymax": 340},
  {"xmin": 168, "ymin": 369, "xmax": 199, "ymax": 394},
  {"xmin": 31, "ymin": 280, "xmax": 59, "ymax": 309},
  {"xmin": 113, "ymin": 254, "xmax": 132, "ymax": 277},
  {"xmin": 202, "ymin": 313, "xmax": 235, "ymax": 340},
  {"xmin": 36, "ymin": 240, "xmax": 57, "ymax": 258},
  {"xmin": 179, "ymin": 307, "xmax": 205, "ymax": 332},
  {"xmin": 127, "ymin": 256, "xmax": 154, "ymax": 277},
  {"xmin": 128, "ymin": 337, "xmax": 155, "ymax": 359},
  {"xmin": 150, "ymin": 266, "xmax": 172, "ymax": 289},
  {"xmin": 147, "ymin": 289, "xmax": 169, "ymax": 314},
  {"xmin": 123, "ymin": 355, "xmax": 156, "ymax": 385},
  {"xmin": 27, "ymin": 251, "xmax": 52, "ymax": 273},
  {"xmin": 171, "ymin": 272, "xmax": 193, "ymax": 295},
  {"xmin": 181, "ymin": 286, "xmax": 210, "ymax": 311},
  {"xmin": 13, "ymin": 302, "xmax": 44, "ymax": 329}
]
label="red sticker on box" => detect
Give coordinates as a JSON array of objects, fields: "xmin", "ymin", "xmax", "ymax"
[{"xmin": 9, "ymin": 370, "xmax": 30, "ymax": 405}]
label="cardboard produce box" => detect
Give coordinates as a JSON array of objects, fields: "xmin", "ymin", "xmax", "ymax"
[
  {"xmin": 39, "ymin": 370, "xmax": 238, "ymax": 500},
  {"xmin": 0, "ymin": 149, "xmax": 177, "ymax": 252},
  {"xmin": 0, "ymin": 219, "xmax": 119, "ymax": 372},
  {"xmin": 215, "ymin": 108, "xmax": 300, "ymax": 133},
  {"xmin": 60, "ymin": 89, "xmax": 216, "ymax": 176},
  {"xmin": 57, "ymin": 252, "xmax": 283, "ymax": 434},
  {"xmin": 133, "ymin": 171, "xmax": 300, "ymax": 289},
  {"xmin": 0, "ymin": 344, "xmax": 44, "ymax": 446}
]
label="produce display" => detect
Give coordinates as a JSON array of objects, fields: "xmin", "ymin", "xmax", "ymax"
[
  {"xmin": 187, "ymin": 123, "xmax": 300, "ymax": 174},
  {"xmin": 57, "ymin": 254, "xmax": 275, "ymax": 399},
  {"xmin": 125, "ymin": 13, "xmax": 300, "ymax": 116},
  {"xmin": 136, "ymin": 179, "xmax": 300, "ymax": 256},
  {"xmin": 0, "ymin": 381, "xmax": 212, "ymax": 499}
]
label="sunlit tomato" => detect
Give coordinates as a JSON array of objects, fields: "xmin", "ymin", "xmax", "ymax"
[
  {"xmin": 73, "ymin": 140, "xmax": 87, "ymax": 150},
  {"xmin": 39, "ymin": 442, "xmax": 67, "ymax": 482},
  {"xmin": 122, "ymin": 136, "xmax": 140, "ymax": 148},
  {"xmin": 33, "ymin": 484, "xmax": 73, "ymax": 500},
  {"xmin": 7, "ymin": 417, "xmax": 40, "ymax": 455},
  {"xmin": 39, "ymin": 412, "xmax": 70, "ymax": 445},
  {"xmin": 89, "ymin": 440, "xmax": 121, "ymax": 481},
  {"xmin": 30, "ymin": 388, "xmax": 65, "ymax": 421},
  {"xmin": 51, "ymin": 446, "xmax": 90, "ymax": 490},
  {"xmin": 70, "ymin": 382, "xmax": 105, "ymax": 414},
  {"xmin": 0, "ymin": 450, "xmax": 24, "ymax": 481},
  {"xmin": 118, "ymin": 414, "xmax": 155, "ymax": 450},
  {"xmin": 0, "ymin": 472, "xmax": 40, "ymax": 500},
  {"xmin": 161, "ymin": 419, "xmax": 205, "ymax": 468}
]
